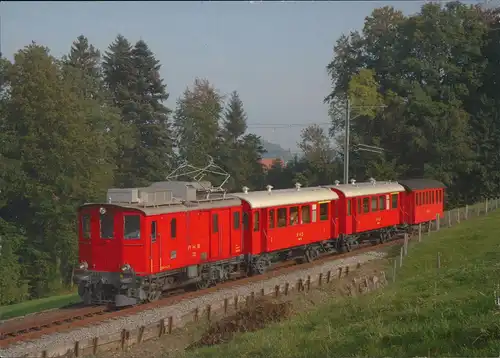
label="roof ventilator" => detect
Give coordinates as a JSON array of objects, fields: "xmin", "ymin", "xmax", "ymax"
[
  {"xmin": 266, "ymin": 185, "xmax": 274, "ymax": 194},
  {"xmin": 334, "ymin": 180, "xmax": 340, "ymax": 186},
  {"xmin": 295, "ymin": 182, "xmax": 302, "ymax": 191},
  {"xmin": 369, "ymin": 177, "xmax": 376, "ymax": 185},
  {"xmin": 242, "ymin": 186, "xmax": 249, "ymax": 194},
  {"xmin": 350, "ymin": 179, "xmax": 357, "ymax": 185}
]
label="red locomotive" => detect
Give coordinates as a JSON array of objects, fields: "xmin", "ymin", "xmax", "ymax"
[{"xmin": 73, "ymin": 164, "xmax": 445, "ymax": 307}]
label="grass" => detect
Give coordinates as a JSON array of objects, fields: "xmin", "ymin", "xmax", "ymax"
[
  {"xmin": 183, "ymin": 209, "xmax": 500, "ymax": 358},
  {"xmin": 0, "ymin": 292, "xmax": 80, "ymax": 321}
]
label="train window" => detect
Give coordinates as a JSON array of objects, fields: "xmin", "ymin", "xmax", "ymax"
[
  {"xmin": 151, "ymin": 221, "xmax": 157, "ymax": 242},
  {"xmin": 124, "ymin": 215, "xmax": 140, "ymax": 240},
  {"xmin": 269, "ymin": 209, "xmax": 275, "ymax": 229},
  {"xmin": 312, "ymin": 206, "xmax": 317, "ymax": 223},
  {"xmin": 277, "ymin": 208, "xmax": 287, "ymax": 227},
  {"xmin": 243, "ymin": 212, "xmax": 249, "ymax": 230},
  {"xmin": 301, "ymin": 206, "xmax": 311, "ymax": 223},
  {"xmin": 170, "ymin": 218, "xmax": 177, "ymax": 239},
  {"xmin": 391, "ymin": 194, "xmax": 398, "ymax": 209},
  {"xmin": 100, "ymin": 212, "xmax": 114, "ymax": 239},
  {"xmin": 81, "ymin": 214, "xmax": 91, "ymax": 239},
  {"xmin": 371, "ymin": 197, "xmax": 378, "ymax": 211},
  {"xmin": 357, "ymin": 199, "xmax": 362, "ymax": 214},
  {"xmin": 363, "ymin": 198, "xmax": 370, "ymax": 213},
  {"xmin": 379, "ymin": 196, "xmax": 386, "ymax": 210},
  {"xmin": 416, "ymin": 193, "xmax": 420, "ymax": 206},
  {"xmin": 319, "ymin": 203, "xmax": 329, "ymax": 221},
  {"xmin": 426, "ymin": 192, "xmax": 430, "ymax": 204},
  {"xmin": 347, "ymin": 200, "xmax": 351, "ymax": 216},
  {"xmin": 212, "ymin": 214, "xmax": 219, "ymax": 233},
  {"xmin": 233, "ymin": 212, "xmax": 240, "ymax": 230},
  {"xmin": 253, "ymin": 211, "xmax": 260, "ymax": 232},
  {"xmin": 431, "ymin": 191, "xmax": 435, "ymax": 204},
  {"xmin": 290, "ymin": 206, "xmax": 299, "ymax": 226}
]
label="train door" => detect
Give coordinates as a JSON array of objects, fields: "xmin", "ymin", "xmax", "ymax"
[
  {"xmin": 210, "ymin": 212, "xmax": 220, "ymax": 259},
  {"xmin": 230, "ymin": 208, "xmax": 243, "ymax": 255},
  {"xmin": 219, "ymin": 209, "xmax": 231, "ymax": 258},
  {"xmin": 149, "ymin": 219, "xmax": 160, "ymax": 273},
  {"xmin": 78, "ymin": 208, "xmax": 93, "ymax": 267},
  {"xmin": 94, "ymin": 206, "xmax": 121, "ymax": 272}
]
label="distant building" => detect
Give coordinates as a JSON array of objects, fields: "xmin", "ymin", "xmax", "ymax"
[{"xmin": 259, "ymin": 157, "xmax": 285, "ymax": 170}]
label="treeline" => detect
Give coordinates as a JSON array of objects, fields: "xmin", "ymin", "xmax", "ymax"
[
  {"xmin": 0, "ymin": 35, "xmax": 266, "ymax": 304},
  {"xmin": 0, "ymin": 1, "xmax": 499, "ymax": 305}
]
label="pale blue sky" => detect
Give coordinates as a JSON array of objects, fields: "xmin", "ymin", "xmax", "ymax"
[{"xmin": 0, "ymin": 1, "xmax": 479, "ymax": 152}]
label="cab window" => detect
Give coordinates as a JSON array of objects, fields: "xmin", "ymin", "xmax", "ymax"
[
  {"xmin": 151, "ymin": 221, "xmax": 157, "ymax": 242},
  {"xmin": 277, "ymin": 208, "xmax": 287, "ymax": 227},
  {"xmin": 379, "ymin": 196, "xmax": 386, "ymax": 210},
  {"xmin": 319, "ymin": 202, "xmax": 329, "ymax": 221},
  {"xmin": 253, "ymin": 211, "xmax": 260, "ymax": 232},
  {"xmin": 391, "ymin": 194, "xmax": 398, "ymax": 209},
  {"xmin": 100, "ymin": 212, "xmax": 114, "ymax": 239},
  {"xmin": 124, "ymin": 215, "xmax": 140, "ymax": 240},
  {"xmin": 81, "ymin": 214, "xmax": 91, "ymax": 239},
  {"xmin": 371, "ymin": 197, "xmax": 378, "ymax": 211},
  {"xmin": 170, "ymin": 218, "xmax": 177, "ymax": 238},
  {"xmin": 233, "ymin": 212, "xmax": 240, "ymax": 230},
  {"xmin": 363, "ymin": 198, "xmax": 370, "ymax": 213},
  {"xmin": 212, "ymin": 214, "xmax": 219, "ymax": 233},
  {"xmin": 290, "ymin": 206, "xmax": 299, "ymax": 225},
  {"xmin": 301, "ymin": 206, "xmax": 311, "ymax": 224},
  {"xmin": 269, "ymin": 209, "xmax": 275, "ymax": 229}
]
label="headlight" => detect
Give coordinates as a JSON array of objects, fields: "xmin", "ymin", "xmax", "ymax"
[
  {"xmin": 79, "ymin": 261, "xmax": 88, "ymax": 270},
  {"xmin": 121, "ymin": 263, "xmax": 132, "ymax": 272}
]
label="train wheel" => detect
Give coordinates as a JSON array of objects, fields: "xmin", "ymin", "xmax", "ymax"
[
  {"xmin": 305, "ymin": 247, "xmax": 319, "ymax": 263},
  {"xmin": 148, "ymin": 290, "xmax": 161, "ymax": 302},
  {"xmin": 252, "ymin": 255, "xmax": 271, "ymax": 275}
]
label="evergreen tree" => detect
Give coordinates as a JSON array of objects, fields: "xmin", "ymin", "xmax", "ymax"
[{"xmin": 173, "ymin": 78, "xmax": 223, "ymax": 168}]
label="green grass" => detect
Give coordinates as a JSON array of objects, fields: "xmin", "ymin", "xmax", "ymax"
[
  {"xmin": 185, "ymin": 210, "xmax": 500, "ymax": 358},
  {"xmin": 0, "ymin": 292, "xmax": 80, "ymax": 321}
]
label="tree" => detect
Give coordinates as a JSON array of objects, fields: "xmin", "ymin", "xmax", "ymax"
[
  {"xmin": 1, "ymin": 43, "xmax": 117, "ymax": 296},
  {"xmin": 218, "ymin": 91, "xmax": 264, "ymax": 190},
  {"xmin": 173, "ymin": 78, "xmax": 223, "ymax": 168},
  {"xmin": 103, "ymin": 36, "xmax": 173, "ymax": 187},
  {"xmin": 325, "ymin": 2, "xmax": 493, "ymax": 203},
  {"xmin": 128, "ymin": 40, "xmax": 174, "ymax": 184}
]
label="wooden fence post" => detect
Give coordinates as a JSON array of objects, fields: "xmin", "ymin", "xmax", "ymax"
[
  {"xmin": 399, "ymin": 247, "xmax": 404, "ymax": 267},
  {"xmin": 465, "ymin": 205, "xmax": 468, "ymax": 220},
  {"xmin": 486, "ymin": 199, "xmax": 489, "ymax": 214},
  {"xmin": 403, "ymin": 234, "xmax": 408, "ymax": 256},
  {"xmin": 457, "ymin": 208, "xmax": 461, "ymax": 223},
  {"xmin": 448, "ymin": 211, "xmax": 451, "ymax": 227},
  {"xmin": 418, "ymin": 223, "xmax": 422, "ymax": 242},
  {"xmin": 436, "ymin": 214, "xmax": 440, "ymax": 231},
  {"xmin": 392, "ymin": 259, "xmax": 397, "ymax": 283}
]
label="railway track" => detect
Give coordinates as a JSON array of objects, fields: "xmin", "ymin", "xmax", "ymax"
[{"xmin": 0, "ymin": 234, "xmax": 409, "ymax": 348}]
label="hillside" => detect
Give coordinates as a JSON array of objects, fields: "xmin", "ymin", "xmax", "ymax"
[
  {"xmin": 260, "ymin": 139, "xmax": 294, "ymax": 161},
  {"xmin": 186, "ymin": 209, "xmax": 500, "ymax": 357}
]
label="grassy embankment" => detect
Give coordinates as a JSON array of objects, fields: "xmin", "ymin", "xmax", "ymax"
[
  {"xmin": 186, "ymin": 209, "xmax": 500, "ymax": 358},
  {"xmin": 0, "ymin": 292, "xmax": 79, "ymax": 321}
]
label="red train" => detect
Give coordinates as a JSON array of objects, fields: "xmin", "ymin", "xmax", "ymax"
[{"xmin": 73, "ymin": 177, "xmax": 445, "ymax": 306}]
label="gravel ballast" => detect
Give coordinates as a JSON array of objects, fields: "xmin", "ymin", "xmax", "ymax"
[{"xmin": 0, "ymin": 250, "xmax": 387, "ymax": 357}]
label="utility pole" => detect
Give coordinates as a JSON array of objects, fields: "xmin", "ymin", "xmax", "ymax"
[
  {"xmin": 342, "ymin": 99, "xmax": 387, "ymax": 184},
  {"xmin": 344, "ymin": 98, "xmax": 350, "ymax": 184}
]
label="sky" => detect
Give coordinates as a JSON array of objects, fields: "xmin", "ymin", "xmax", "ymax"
[{"xmin": 0, "ymin": 0, "xmax": 486, "ymax": 153}]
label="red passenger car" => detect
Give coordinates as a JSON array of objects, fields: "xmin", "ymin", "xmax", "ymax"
[
  {"xmin": 325, "ymin": 179, "xmax": 406, "ymax": 250},
  {"xmin": 232, "ymin": 184, "xmax": 340, "ymax": 268},
  {"xmin": 398, "ymin": 179, "xmax": 446, "ymax": 225}
]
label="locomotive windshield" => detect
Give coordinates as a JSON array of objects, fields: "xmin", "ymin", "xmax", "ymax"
[
  {"xmin": 124, "ymin": 215, "xmax": 141, "ymax": 240},
  {"xmin": 100, "ymin": 212, "xmax": 114, "ymax": 239}
]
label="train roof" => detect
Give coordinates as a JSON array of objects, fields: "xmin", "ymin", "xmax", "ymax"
[
  {"xmin": 323, "ymin": 181, "xmax": 405, "ymax": 198},
  {"xmin": 79, "ymin": 197, "xmax": 242, "ymax": 216},
  {"xmin": 398, "ymin": 179, "xmax": 446, "ymax": 191},
  {"xmin": 231, "ymin": 186, "xmax": 339, "ymax": 209}
]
